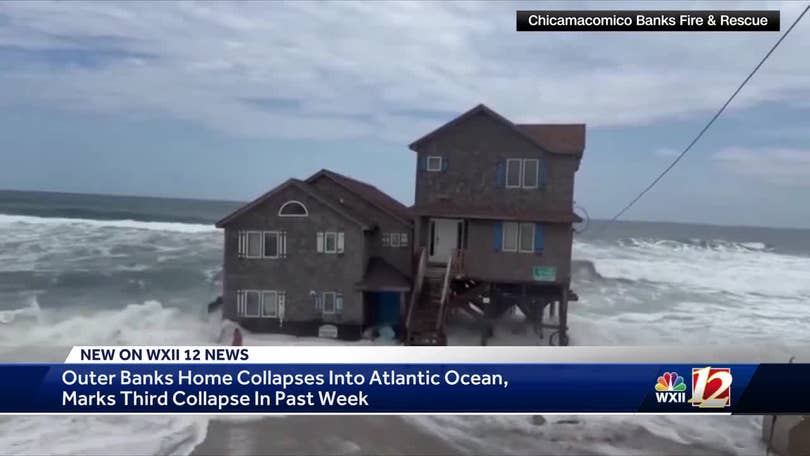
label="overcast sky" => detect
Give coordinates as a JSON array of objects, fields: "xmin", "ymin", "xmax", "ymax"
[{"xmin": 1, "ymin": 1, "xmax": 809, "ymax": 228}]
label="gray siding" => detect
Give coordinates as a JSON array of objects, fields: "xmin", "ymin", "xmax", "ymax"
[
  {"xmin": 412, "ymin": 111, "xmax": 580, "ymax": 285},
  {"xmin": 414, "ymin": 111, "xmax": 577, "ymax": 213},
  {"xmin": 462, "ymin": 220, "xmax": 572, "ymax": 284},
  {"xmin": 221, "ymin": 185, "xmax": 365, "ymax": 327},
  {"xmin": 309, "ymin": 176, "xmax": 412, "ymax": 277}
]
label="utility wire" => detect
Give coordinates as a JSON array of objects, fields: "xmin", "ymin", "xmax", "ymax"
[{"xmin": 603, "ymin": 5, "xmax": 810, "ymax": 229}]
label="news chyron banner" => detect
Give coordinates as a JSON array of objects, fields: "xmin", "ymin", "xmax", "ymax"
[{"xmin": 0, "ymin": 346, "xmax": 808, "ymax": 414}]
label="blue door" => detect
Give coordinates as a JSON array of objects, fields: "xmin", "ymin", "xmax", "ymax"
[{"xmin": 375, "ymin": 292, "xmax": 401, "ymax": 328}]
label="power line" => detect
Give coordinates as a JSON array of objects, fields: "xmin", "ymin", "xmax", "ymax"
[{"xmin": 603, "ymin": 4, "xmax": 810, "ymax": 228}]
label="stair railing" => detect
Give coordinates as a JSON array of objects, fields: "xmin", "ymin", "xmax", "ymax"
[
  {"xmin": 406, "ymin": 247, "xmax": 427, "ymax": 333},
  {"xmin": 435, "ymin": 252, "xmax": 454, "ymax": 333}
]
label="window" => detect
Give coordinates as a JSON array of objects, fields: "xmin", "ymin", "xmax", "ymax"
[
  {"xmin": 264, "ymin": 231, "xmax": 280, "ymax": 258},
  {"xmin": 320, "ymin": 292, "xmax": 344, "ymax": 315},
  {"xmin": 503, "ymin": 222, "xmax": 519, "ymax": 252},
  {"xmin": 505, "ymin": 159, "xmax": 541, "ymax": 189},
  {"xmin": 262, "ymin": 291, "xmax": 278, "ymax": 317},
  {"xmin": 523, "ymin": 159, "xmax": 539, "ymax": 188},
  {"xmin": 325, "ymin": 232, "xmax": 336, "ymax": 253},
  {"xmin": 519, "ymin": 223, "xmax": 535, "ymax": 252},
  {"xmin": 243, "ymin": 290, "xmax": 260, "ymax": 317},
  {"xmin": 238, "ymin": 290, "xmax": 284, "ymax": 318},
  {"xmin": 382, "ymin": 232, "xmax": 408, "ymax": 248},
  {"xmin": 506, "ymin": 159, "xmax": 522, "ymax": 188},
  {"xmin": 238, "ymin": 231, "xmax": 286, "ymax": 258},
  {"xmin": 246, "ymin": 231, "xmax": 262, "ymax": 258},
  {"xmin": 426, "ymin": 156, "xmax": 443, "ymax": 172},
  {"xmin": 323, "ymin": 292, "xmax": 336, "ymax": 314},
  {"xmin": 317, "ymin": 231, "xmax": 345, "ymax": 254},
  {"xmin": 279, "ymin": 201, "xmax": 308, "ymax": 217}
]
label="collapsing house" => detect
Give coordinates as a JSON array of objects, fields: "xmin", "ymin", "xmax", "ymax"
[{"xmin": 215, "ymin": 104, "xmax": 585, "ymax": 345}]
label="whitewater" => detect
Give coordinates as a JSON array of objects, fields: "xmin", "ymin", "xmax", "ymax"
[{"xmin": 1, "ymin": 211, "xmax": 809, "ymax": 455}]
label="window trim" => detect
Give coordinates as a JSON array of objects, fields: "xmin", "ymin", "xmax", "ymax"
[
  {"xmin": 278, "ymin": 200, "xmax": 309, "ymax": 217},
  {"xmin": 502, "ymin": 222, "xmax": 519, "ymax": 252},
  {"xmin": 522, "ymin": 159, "xmax": 540, "ymax": 189},
  {"xmin": 426, "ymin": 156, "xmax": 443, "ymax": 172},
  {"xmin": 505, "ymin": 159, "xmax": 523, "ymax": 188},
  {"xmin": 518, "ymin": 223, "xmax": 535, "ymax": 253}
]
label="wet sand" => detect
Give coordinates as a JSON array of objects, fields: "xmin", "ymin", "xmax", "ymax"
[{"xmin": 191, "ymin": 416, "xmax": 461, "ymax": 456}]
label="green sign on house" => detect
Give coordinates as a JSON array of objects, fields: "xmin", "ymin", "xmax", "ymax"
[{"xmin": 532, "ymin": 266, "xmax": 556, "ymax": 282}]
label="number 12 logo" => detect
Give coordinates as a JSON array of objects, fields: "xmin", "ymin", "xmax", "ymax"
[{"xmin": 690, "ymin": 367, "xmax": 732, "ymax": 408}]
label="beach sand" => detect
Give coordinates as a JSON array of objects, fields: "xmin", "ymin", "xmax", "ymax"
[{"xmin": 191, "ymin": 416, "xmax": 461, "ymax": 456}]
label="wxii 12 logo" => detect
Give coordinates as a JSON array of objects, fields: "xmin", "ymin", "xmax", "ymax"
[{"xmin": 654, "ymin": 367, "xmax": 732, "ymax": 408}]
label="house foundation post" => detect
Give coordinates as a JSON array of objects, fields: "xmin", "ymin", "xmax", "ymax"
[{"xmin": 559, "ymin": 286, "xmax": 569, "ymax": 346}]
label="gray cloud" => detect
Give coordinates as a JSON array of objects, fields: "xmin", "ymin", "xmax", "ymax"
[
  {"xmin": 714, "ymin": 146, "xmax": 810, "ymax": 186},
  {"xmin": 0, "ymin": 1, "xmax": 808, "ymax": 141}
]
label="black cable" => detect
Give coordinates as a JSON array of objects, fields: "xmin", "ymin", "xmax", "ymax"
[{"xmin": 603, "ymin": 5, "xmax": 810, "ymax": 228}]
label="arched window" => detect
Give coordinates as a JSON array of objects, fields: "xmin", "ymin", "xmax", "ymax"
[{"xmin": 279, "ymin": 200, "xmax": 308, "ymax": 217}]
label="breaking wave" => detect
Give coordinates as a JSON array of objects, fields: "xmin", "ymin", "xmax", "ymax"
[{"xmin": 0, "ymin": 213, "xmax": 217, "ymax": 233}]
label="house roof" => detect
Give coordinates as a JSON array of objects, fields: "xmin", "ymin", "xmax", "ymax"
[
  {"xmin": 408, "ymin": 104, "xmax": 585, "ymax": 157},
  {"xmin": 355, "ymin": 257, "xmax": 411, "ymax": 292},
  {"xmin": 306, "ymin": 169, "xmax": 412, "ymax": 225},
  {"xmin": 214, "ymin": 178, "xmax": 372, "ymax": 229},
  {"xmin": 411, "ymin": 200, "xmax": 582, "ymax": 224},
  {"xmin": 516, "ymin": 124, "xmax": 586, "ymax": 156}
]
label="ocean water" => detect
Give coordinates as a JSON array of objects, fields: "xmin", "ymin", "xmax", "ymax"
[{"xmin": 1, "ymin": 190, "xmax": 809, "ymax": 455}]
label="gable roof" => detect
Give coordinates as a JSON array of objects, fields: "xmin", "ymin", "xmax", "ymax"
[
  {"xmin": 408, "ymin": 104, "xmax": 585, "ymax": 157},
  {"xmin": 355, "ymin": 257, "xmax": 411, "ymax": 292},
  {"xmin": 215, "ymin": 178, "xmax": 371, "ymax": 229},
  {"xmin": 516, "ymin": 124, "xmax": 585, "ymax": 156},
  {"xmin": 306, "ymin": 169, "xmax": 412, "ymax": 226}
]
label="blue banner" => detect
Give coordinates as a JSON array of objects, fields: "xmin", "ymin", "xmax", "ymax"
[{"xmin": 0, "ymin": 363, "xmax": 806, "ymax": 414}]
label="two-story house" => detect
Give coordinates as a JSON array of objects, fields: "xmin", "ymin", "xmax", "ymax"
[
  {"xmin": 406, "ymin": 104, "xmax": 585, "ymax": 346},
  {"xmin": 215, "ymin": 169, "xmax": 412, "ymax": 340},
  {"xmin": 216, "ymin": 104, "xmax": 585, "ymax": 345}
]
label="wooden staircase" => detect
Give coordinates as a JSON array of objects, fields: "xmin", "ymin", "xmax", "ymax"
[{"xmin": 405, "ymin": 250, "xmax": 453, "ymax": 346}]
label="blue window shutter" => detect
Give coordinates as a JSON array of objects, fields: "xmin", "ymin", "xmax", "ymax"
[
  {"xmin": 534, "ymin": 224, "xmax": 544, "ymax": 252},
  {"xmin": 441, "ymin": 157, "xmax": 448, "ymax": 172},
  {"xmin": 418, "ymin": 156, "xmax": 427, "ymax": 171},
  {"xmin": 493, "ymin": 222, "xmax": 503, "ymax": 251},
  {"xmin": 496, "ymin": 162, "xmax": 505, "ymax": 188},
  {"xmin": 539, "ymin": 161, "xmax": 548, "ymax": 189}
]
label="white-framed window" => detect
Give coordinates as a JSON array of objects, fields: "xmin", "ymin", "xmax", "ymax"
[
  {"xmin": 506, "ymin": 159, "xmax": 522, "ymax": 188},
  {"xmin": 245, "ymin": 231, "xmax": 263, "ymax": 258},
  {"xmin": 523, "ymin": 159, "xmax": 539, "ymax": 189},
  {"xmin": 317, "ymin": 231, "xmax": 345, "ymax": 254},
  {"xmin": 505, "ymin": 158, "xmax": 541, "ymax": 189},
  {"xmin": 264, "ymin": 231, "xmax": 282, "ymax": 258},
  {"xmin": 237, "ymin": 289, "xmax": 285, "ymax": 318},
  {"xmin": 320, "ymin": 291, "xmax": 344, "ymax": 315},
  {"xmin": 279, "ymin": 200, "xmax": 308, "ymax": 217},
  {"xmin": 519, "ymin": 223, "xmax": 535, "ymax": 252},
  {"xmin": 238, "ymin": 230, "xmax": 286, "ymax": 258},
  {"xmin": 502, "ymin": 222, "xmax": 519, "ymax": 252},
  {"xmin": 426, "ymin": 156, "xmax": 443, "ymax": 172},
  {"xmin": 382, "ymin": 232, "xmax": 409, "ymax": 248}
]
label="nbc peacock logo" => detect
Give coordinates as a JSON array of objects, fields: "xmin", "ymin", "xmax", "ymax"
[{"xmin": 654, "ymin": 371, "xmax": 687, "ymax": 403}]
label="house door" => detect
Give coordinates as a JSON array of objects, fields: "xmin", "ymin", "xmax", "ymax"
[{"xmin": 429, "ymin": 218, "xmax": 461, "ymax": 263}]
